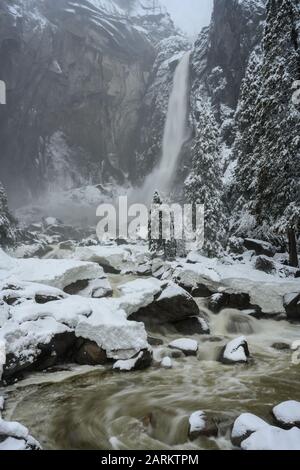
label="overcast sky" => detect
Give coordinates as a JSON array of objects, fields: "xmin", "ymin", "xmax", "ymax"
[{"xmin": 160, "ymin": 0, "xmax": 214, "ymax": 38}]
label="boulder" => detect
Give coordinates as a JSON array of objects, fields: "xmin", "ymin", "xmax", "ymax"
[
  {"xmin": 188, "ymin": 411, "xmax": 218, "ymax": 440},
  {"xmin": 0, "ymin": 417, "xmax": 41, "ymax": 450},
  {"xmin": 254, "ymin": 255, "xmax": 276, "ymax": 274},
  {"xmin": 243, "ymin": 238, "xmax": 276, "ymax": 257},
  {"xmin": 271, "ymin": 342, "xmax": 290, "ymax": 351},
  {"xmin": 241, "ymin": 425, "xmax": 300, "ymax": 450},
  {"xmin": 74, "ymin": 339, "xmax": 108, "ymax": 366},
  {"xmin": 208, "ymin": 292, "xmax": 261, "ymax": 316},
  {"xmin": 169, "ymin": 338, "xmax": 198, "ymax": 356},
  {"xmin": 284, "ymin": 292, "xmax": 300, "ymax": 321},
  {"xmin": 219, "ymin": 336, "xmax": 250, "ymax": 365},
  {"xmin": 231, "ymin": 413, "xmax": 269, "ymax": 447},
  {"xmin": 161, "ymin": 356, "xmax": 172, "ymax": 369},
  {"xmin": 272, "ymin": 401, "xmax": 300, "ymax": 429},
  {"xmin": 113, "ymin": 349, "xmax": 152, "ymax": 372},
  {"xmin": 126, "ymin": 280, "xmax": 200, "ymax": 327},
  {"xmin": 172, "ymin": 316, "xmax": 210, "ymax": 335}
]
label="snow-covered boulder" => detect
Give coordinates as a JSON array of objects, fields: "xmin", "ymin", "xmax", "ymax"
[
  {"xmin": 188, "ymin": 411, "xmax": 218, "ymax": 440},
  {"xmin": 113, "ymin": 349, "xmax": 152, "ymax": 372},
  {"xmin": 64, "ymin": 277, "xmax": 112, "ymax": 298},
  {"xmin": 0, "ymin": 417, "xmax": 41, "ymax": 450},
  {"xmin": 284, "ymin": 292, "xmax": 300, "ymax": 322},
  {"xmin": 161, "ymin": 356, "xmax": 172, "ymax": 369},
  {"xmin": 254, "ymin": 255, "xmax": 276, "ymax": 274},
  {"xmin": 219, "ymin": 336, "xmax": 250, "ymax": 364},
  {"xmin": 231, "ymin": 413, "xmax": 269, "ymax": 447},
  {"xmin": 272, "ymin": 401, "xmax": 300, "ymax": 429},
  {"xmin": 208, "ymin": 292, "xmax": 261, "ymax": 316},
  {"xmin": 172, "ymin": 316, "xmax": 210, "ymax": 335},
  {"xmin": 0, "ymin": 248, "xmax": 105, "ymax": 291},
  {"xmin": 121, "ymin": 279, "xmax": 202, "ymax": 328},
  {"xmin": 169, "ymin": 338, "xmax": 198, "ymax": 356},
  {"xmin": 241, "ymin": 426, "xmax": 300, "ymax": 450},
  {"xmin": 0, "ymin": 278, "xmax": 67, "ymax": 306}
]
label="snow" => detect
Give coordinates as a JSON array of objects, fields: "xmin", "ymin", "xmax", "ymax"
[
  {"xmin": 232, "ymin": 413, "xmax": 269, "ymax": 441},
  {"xmin": 0, "ymin": 437, "xmax": 28, "ymax": 451},
  {"xmin": 113, "ymin": 351, "xmax": 144, "ymax": 371},
  {"xmin": 241, "ymin": 426, "xmax": 300, "ymax": 450},
  {"xmin": 169, "ymin": 338, "xmax": 198, "ymax": 353},
  {"xmin": 0, "ymin": 419, "xmax": 29, "ymax": 440},
  {"xmin": 174, "ymin": 254, "xmax": 300, "ymax": 314},
  {"xmin": 273, "ymin": 401, "xmax": 300, "ymax": 426},
  {"xmin": 223, "ymin": 336, "xmax": 248, "ymax": 363},
  {"xmin": 0, "ymin": 340, "xmax": 5, "ymax": 380},
  {"xmin": 157, "ymin": 283, "xmax": 189, "ymax": 301},
  {"xmin": 161, "ymin": 356, "xmax": 172, "ymax": 368},
  {"xmin": 189, "ymin": 411, "xmax": 206, "ymax": 434},
  {"xmin": 0, "ymin": 248, "xmax": 104, "ymax": 289},
  {"xmin": 0, "ymin": 416, "xmax": 41, "ymax": 450}
]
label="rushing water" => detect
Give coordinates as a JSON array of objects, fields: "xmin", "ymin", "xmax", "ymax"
[
  {"xmin": 136, "ymin": 51, "xmax": 191, "ymax": 204},
  {"xmin": 3, "ymin": 296, "xmax": 300, "ymax": 450}
]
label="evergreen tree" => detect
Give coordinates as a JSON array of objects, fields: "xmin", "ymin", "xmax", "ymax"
[
  {"xmin": 232, "ymin": 0, "xmax": 300, "ymax": 266},
  {"xmin": 185, "ymin": 100, "xmax": 227, "ymax": 256},
  {"xmin": 148, "ymin": 190, "xmax": 177, "ymax": 259}
]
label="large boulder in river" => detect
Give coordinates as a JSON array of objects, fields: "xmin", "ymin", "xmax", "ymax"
[
  {"xmin": 231, "ymin": 413, "xmax": 270, "ymax": 447},
  {"xmin": 208, "ymin": 292, "xmax": 262, "ymax": 316},
  {"xmin": 284, "ymin": 293, "xmax": 300, "ymax": 321},
  {"xmin": 219, "ymin": 336, "xmax": 250, "ymax": 365},
  {"xmin": 188, "ymin": 411, "xmax": 218, "ymax": 440},
  {"xmin": 169, "ymin": 338, "xmax": 198, "ymax": 356},
  {"xmin": 272, "ymin": 401, "xmax": 300, "ymax": 429},
  {"xmin": 120, "ymin": 279, "xmax": 202, "ymax": 328},
  {"xmin": 0, "ymin": 417, "xmax": 41, "ymax": 450}
]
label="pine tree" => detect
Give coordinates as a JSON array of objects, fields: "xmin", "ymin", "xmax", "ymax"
[
  {"xmin": 232, "ymin": 0, "xmax": 300, "ymax": 266},
  {"xmin": 185, "ymin": 100, "xmax": 227, "ymax": 256},
  {"xmin": 148, "ymin": 191, "xmax": 177, "ymax": 259}
]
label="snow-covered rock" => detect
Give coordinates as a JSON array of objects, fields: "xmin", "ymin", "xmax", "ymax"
[
  {"xmin": 0, "ymin": 340, "xmax": 5, "ymax": 381},
  {"xmin": 113, "ymin": 349, "xmax": 152, "ymax": 372},
  {"xmin": 231, "ymin": 413, "xmax": 269, "ymax": 447},
  {"xmin": 273, "ymin": 401, "xmax": 300, "ymax": 429},
  {"xmin": 0, "ymin": 248, "xmax": 105, "ymax": 290},
  {"xmin": 284, "ymin": 292, "xmax": 300, "ymax": 322},
  {"xmin": 243, "ymin": 239, "xmax": 277, "ymax": 257},
  {"xmin": 188, "ymin": 411, "xmax": 218, "ymax": 440},
  {"xmin": 220, "ymin": 336, "xmax": 250, "ymax": 364},
  {"xmin": 169, "ymin": 338, "xmax": 198, "ymax": 356},
  {"xmin": 241, "ymin": 426, "xmax": 300, "ymax": 451},
  {"xmin": 174, "ymin": 255, "xmax": 300, "ymax": 316},
  {"xmin": 161, "ymin": 356, "xmax": 172, "ymax": 369},
  {"xmin": 121, "ymin": 279, "xmax": 201, "ymax": 327},
  {"xmin": 0, "ymin": 416, "xmax": 41, "ymax": 450}
]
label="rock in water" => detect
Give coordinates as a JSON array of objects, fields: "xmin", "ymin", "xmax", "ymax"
[
  {"xmin": 113, "ymin": 349, "xmax": 152, "ymax": 372},
  {"xmin": 231, "ymin": 413, "xmax": 269, "ymax": 447},
  {"xmin": 188, "ymin": 411, "xmax": 218, "ymax": 440},
  {"xmin": 161, "ymin": 356, "xmax": 172, "ymax": 369},
  {"xmin": 219, "ymin": 336, "xmax": 250, "ymax": 364},
  {"xmin": 241, "ymin": 426, "xmax": 300, "ymax": 451},
  {"xmin": 169, "ymin": 338, "xmax": 198, "ymax": 356},
  {"xmin": 272, "ymin": 401, "xmax": 300, "ymax": 429},
  {"xmin": 284, "ymin": 293, "xmax": 300, "ymax": 322}
]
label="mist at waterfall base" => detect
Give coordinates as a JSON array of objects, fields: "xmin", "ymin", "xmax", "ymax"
[{"xmin": 130, "ymin": 51, "xmax": 192, "ymax": 207}]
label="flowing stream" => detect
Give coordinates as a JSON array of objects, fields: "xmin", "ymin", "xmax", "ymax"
[{"xmin": 3, "ymin": 284, "xmax": 300, "ymax": 450}]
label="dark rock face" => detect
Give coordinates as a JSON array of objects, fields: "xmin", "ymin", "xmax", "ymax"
[
  {"xmin": 254, "ymin": 255, "xmax": 276, "ymax": 274},
  {"xmin": 0, "ymin": 0, "xmax": 175, "ymax": 203},
  {"xmin": 208, "ymin": 292, "xmax": 262, "ymax": 316},
  {"xmin": 172, "ymin": 316, "xmax": 210, "ymax": 335},
  {"xmin": 244, "ymin": 238, "xmax": 276, "ymax": 257},
  {"xmin": 284, "ymin": 293, "xmax": 300, "ymax": 322},
  {"xmin": 74, "ymin": 339, "xmax": 108, "ymax": 366},
  {"xmin": 0, "ymin": 182, "xmax": 16, "ymax": 246}
]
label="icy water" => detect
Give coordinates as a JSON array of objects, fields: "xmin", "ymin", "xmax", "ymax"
[{"xmin": 3, "ymin": 297, "xmax": 300, "ymax": 450}]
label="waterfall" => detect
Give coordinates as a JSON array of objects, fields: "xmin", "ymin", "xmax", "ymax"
[{"xmin": 139, "ymin": 51, "xmax": 191, "ymax": 203}]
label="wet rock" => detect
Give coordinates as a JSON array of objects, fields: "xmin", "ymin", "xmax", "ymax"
[
  {"xmin": 271, "ymin": 342, "xmax": 290, "ymax": 351},
  {"xmin": 272, "ymin": 401, "xmax": 300, "ymax": 429},
  {"xmin": 169, "ymin": 338, "xmax": 198, "ymax": 356},
  {"xmin": 64, "ymin": 278, "xmax": 112, "ymax": 298},
  {"xmin": 243, "ymin": 239, "xmax": 277, "ymax": 257},
  {"xmin": 148, "ymin": 336, "xmax": 164, "ymax": 346},
  {"xmin": 284, "ymin": 292, "xmax": 300, "ymax": 322},
  {"xmin": 208, "ymin": 292, "xmax": 261, "ymax": 316},
  {"xmin": 35, "ymin": 294, "xmax": 64, "ymax": 304},
  {"xmin": 191, "ymin": 284, "xmax": 213, "ymax": 298},
  {"xmin": 231, "ymin": 413, "xmax": 269, "ymax": 447},
  {"xmin": 74, "ymin": 339, "xmax": 108, "ymax": 366},
  {"xmin": 113, "ymin": 349, "xmax": 152, "ymax": 372},
  {"xmin": 254, "ymin": 255, "xmax": 276, "ymax": 274},
  {"xmin": 188, "ymin": 411, "xmax": 218, "ymax": 440},
  {"xmin": 172, "ymin": 316, "xmax": 210, "ymax": 335},
  {"xmin": 58, "ymin": 240, "xmax": 75, "ymax": 250},
  {"xmin": 219, "ymin": 336, "xmax": 250, "ymax": 365}
]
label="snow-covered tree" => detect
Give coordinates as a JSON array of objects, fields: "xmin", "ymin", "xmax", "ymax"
[
  {"xmin": 185, "ymin": 100, "xmax": 227, "ymax": 256},
  {"xmin": 232, "ymin": 0, "xmax": 300, "ymax": 266},
  {"xmin": 148, "ymin": 190, "xmax": 177, "ymax": 259}
]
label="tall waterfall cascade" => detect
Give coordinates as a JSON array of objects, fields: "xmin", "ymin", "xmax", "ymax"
[{"xmin": 140, "ymin": 51, "xmax": 191, "ymax": 203}]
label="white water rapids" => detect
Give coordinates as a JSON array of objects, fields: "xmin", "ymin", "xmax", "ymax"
[{"xmin": 136, "ymin": 51, "xmax": 191, "ymax": 204}]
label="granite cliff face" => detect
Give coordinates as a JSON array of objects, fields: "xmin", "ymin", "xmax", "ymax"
[{"xmin": 0, "ymin": 0, "xmax": 175, "ymax": 204}]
